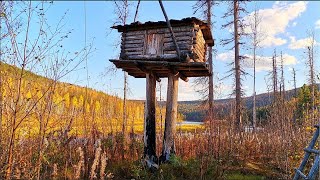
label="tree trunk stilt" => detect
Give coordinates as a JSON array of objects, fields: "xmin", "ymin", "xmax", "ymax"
[
  {"xmin": 143, "ymin": 74, "xmax": 158, "ymax": 169},
  {"xmin": 161, "ymin": 74, "xmax": 179, "ymax": 162}
]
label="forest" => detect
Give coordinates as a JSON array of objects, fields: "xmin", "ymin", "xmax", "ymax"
[{"xmin": 0, "ymin": 1, "xmax": 319, "ymax": 180}]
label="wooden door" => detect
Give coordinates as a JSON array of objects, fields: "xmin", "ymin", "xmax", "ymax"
[{"xmin": 145, "ymin": 33, "xmax": 164, "ymax": 56}]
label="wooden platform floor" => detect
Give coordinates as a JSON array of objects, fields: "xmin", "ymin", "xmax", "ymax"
[{"xmin": 109, "ymin": 59, "xmax": 210, "ymax": 79}]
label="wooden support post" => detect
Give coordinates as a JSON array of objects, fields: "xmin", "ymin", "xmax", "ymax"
[
  {"xmin": 161, "ymin": 73, "xmax": 179, "ymax": 162},
  {"xmin": 143, "ymin": 73, "xmax": 158, "ymax": 169}
]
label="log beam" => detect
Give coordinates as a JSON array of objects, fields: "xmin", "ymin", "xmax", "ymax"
[
  {"xmin": 135, "ymin": 61, "xmax": 161, "ymax": 82},
  {"xmin": 168, "ymin": 66, "xmax": 189, "ymax": 82}
]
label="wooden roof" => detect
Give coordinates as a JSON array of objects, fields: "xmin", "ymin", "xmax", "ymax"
[
  {"xmin": 112, "ymin": 17, "xmax": 214, "ymax": 46},
  {"xmin": 109, "ymin": 59, "xmax": 210, "ymax": 81}
]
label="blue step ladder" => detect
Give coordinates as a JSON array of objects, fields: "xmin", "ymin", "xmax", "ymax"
[{"xmin": 293, "ymin": 125, "xmax": 319, "ymax": 180}]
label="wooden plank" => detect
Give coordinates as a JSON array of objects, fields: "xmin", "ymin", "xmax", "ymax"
[
  {"xmin": 110, "ymin": 62, "xmax": 210, "ymax": 78},
  {"xmin": 123, "ymin": 47, "xmax": 144, "ymax": 52},
  {"xmin": 110, "ymin": 60, "xmax": 210, "ymax": 74},
  {"xmin": 163, "ymin": 46, "xmax": 192, "ymax": 54},
  {"xmin": 143, "ymin": 74, "xmax": 157, "ymax": 163},
  {"xmin": 124, "ymin": 39, "xmax": 144, "ymax": 44},
  {"xmin": 163, "ymin": 36, "xmax": 193, "ymax": 43},
  {"xmin": 197, "ymin": 32, "xmax": 205, "ymax": 44},
  {"xmin": 123, "ymin": 68, "xmax": 209, "ymax": 74},
  {"xmin": 122, "ymin": 43, "xmax": 144, "ymax": 49},
  {"xmin": 163, "ymin": 43, "xmax": 193, "ymax": 51},
  {"xmin": 124, "ymin": 51, "xmax": 143, "ymax": 56},
  {"xmin": 125, "ymin": 34, "xmax": 144, "ymax": 40},
  {"xmin": 110, "ymin": 59, "xmax": 210, "ymax": 67},
  {"xmin": 160, "ymin": 74, "xmax": 179, "ymax": 162},
  {"xmin": 163, "ymin": 50, "xmax": 191, "ymax": 55},
  {"xmin": 195, "ymin": 29, "xmax": 206, "ymax": 46},
  {"xmin": 146, "ymin": 26, "xmax": 193, "ymax": 34},
  {"xmin": 163, "ymin": 42, "xmax": 194, "ymax": 49},
  {"xmin": 194, "ymin": 40, "xmax": 205, "ymax": 50},
  {"xmin": 164, "ymin": 40, "xmax": 196, "ymax": 46},
  {"xmin": 171, "ymin": 26, "xmax": 193, "ymax": 32},
  {"xmin": 193, "ymin": 48, "xmax": 205, "ymax": 62},
  {"xmin": 164, "ymin": 31, "xmax": 195, "ymax": 38},
  {"xmin": 127, "ymin": 71, "xmax": 210, "ymax": 78},
  {"xmin": 125, "ymin": 31, "xmax": 145, "ymax": 36},
  {"xmin": 127, "ymin": 54, "xmax": 179, "ymax": 61}
]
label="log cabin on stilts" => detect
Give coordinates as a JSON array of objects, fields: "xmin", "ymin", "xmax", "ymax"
[{"xmin": 110, "ymin": 16, "xmax": 214, "ymax": 168}]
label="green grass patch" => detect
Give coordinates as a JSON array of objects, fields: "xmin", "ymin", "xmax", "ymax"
[{"xmin": 226, "ymin": 172, "xmax": 266, "ymax": 180}]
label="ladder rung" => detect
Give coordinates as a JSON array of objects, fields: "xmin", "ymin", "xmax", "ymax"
[
  {"xmin": 304, "ymin": 148, "xmax": 320, "ymax": 154},
  {"xmin": 295, "ymin": 169, "xmax": 308, "ymax": 179}
]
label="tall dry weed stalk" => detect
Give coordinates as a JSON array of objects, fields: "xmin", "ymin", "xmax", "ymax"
[
  {"xmin": 52, "ymin": 163, "xmax": 58, "ymax": 178},
  {"xmin": 100, "ymin": 151, "xmax": 107, "ymax": 179},
  {"xmin": 90, "ymin": 140, "xmax": 102, "ymax": 179},
  {"xmin": 74, "ymin": 147, "xmax": 85, "ymax": 179}
]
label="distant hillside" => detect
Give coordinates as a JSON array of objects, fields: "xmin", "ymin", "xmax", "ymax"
[
  {"xmin": 131, "ymin": 84, "xmax": 319, "ymax": 122},
  {"xmin": 6, "ymin": 60, "xmax": 312, "ymax": 126},
  {"xmin": 0, "ymin": 62, "xmax": 175, "ymax": 135},
  {"xmin": 178, "ymin": 84, "xmax": 319, "ymax": 122}
]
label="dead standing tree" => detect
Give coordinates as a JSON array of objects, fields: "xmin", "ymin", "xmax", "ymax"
[
  {"xmin": 207, "ymin": 0, "xmax": 214, "ymax": 117},
  {"xmin": 221, "ymin": 0, "xmax": 247, "ymax": 130},
  {"xmin": 305, "ymin": 30, "xmax": 317, "ymax": 124},
  {"xmin": 247, "ymin": 5, "xmax": 264, "ymax": 129},
  {"xmin": 192, "ymin": 0, "xmax": 217, "ymax": 118},
  {"xmin": 272, "ymin": 49, "xmax": 278, "ymax": 100},
  {"xmin": 280, "ymin": 51, "xmax": 285, "ymax": 100}
]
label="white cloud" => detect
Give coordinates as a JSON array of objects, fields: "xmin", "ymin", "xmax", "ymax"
[
  {"xmin": 216, "ymin": 51, "xmax": 297, "ymax": 72},
  {"xmin": 288, "ymin": 36, "xmax": 318, "ymax": 49},
  {"xmin": 216, "ymin": 51, "xmax": 234, "ymax": 61},
  {"xmin": 243, "ymin": 54, "xmax": 297, "ymax": 71},
  {"xmin": 315, "ymin": 19, "xmax": 320, "ymax": 29},
  {"xmin": 292, "ymin": 22, "xmax": 297, "ymax": 27},
  {"xmin": 244, "ymin": 1, "xmax": 308, "ymax": 47},
  {"xmin": 178, "ymin": 80, "xmax": 199, "ymax": 101}
]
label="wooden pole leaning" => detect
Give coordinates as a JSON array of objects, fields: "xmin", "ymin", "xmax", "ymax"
[{"xmin": 158, "ymin": 0, "xmax": 182, "ymax": 61}]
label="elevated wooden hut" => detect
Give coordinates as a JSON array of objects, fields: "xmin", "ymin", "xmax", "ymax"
[
  {"xmin": 110, "ymin": 17, "xmax": 214, "ymax": 80},
  {"xmin": 109, "ymin": 17, "xmax": 214, "ymax": 164},
  {"xmin": 113, "ymin": 17, "xmax": 213, "ymax": 62}
]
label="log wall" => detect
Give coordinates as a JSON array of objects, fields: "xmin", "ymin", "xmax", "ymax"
[
  {"xmin": 193, "ymin": 25, "xmax": 207, "ymax": 62},
  {"xmin": 120, "ymin": 25, "xmax": 207, "ymax": 62}
]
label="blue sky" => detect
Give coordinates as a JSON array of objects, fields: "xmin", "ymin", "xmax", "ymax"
[{"xmin": 39, "ymin": 1, "xmax": 320, "ymax": 101}]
